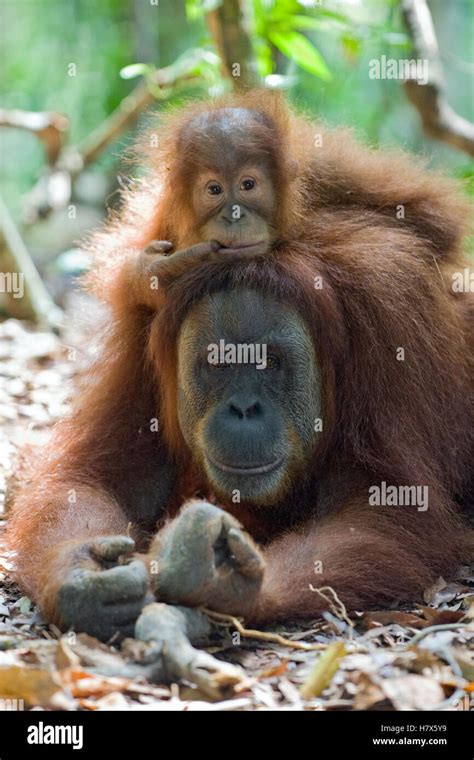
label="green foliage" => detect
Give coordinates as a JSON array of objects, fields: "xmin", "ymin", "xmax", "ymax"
[
  {"xmin": 185, "ymin": 0, "xmax": 352, "ymax": 81},
  {"xmin": 267, "ymin": 30, "xmax": 330, "ymax": 79},
  {"xmin": 253, "ymin": 0, "xmax": 338, "ymax": 80}
]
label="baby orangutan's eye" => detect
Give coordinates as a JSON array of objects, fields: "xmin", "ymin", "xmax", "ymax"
[
  {"xmin": 240, "ymin": 178, "xmax": 256, "ymax": 191},
  {"xmin": 207, "ymin": 183, "xmax": 223, "ymax": 196}
]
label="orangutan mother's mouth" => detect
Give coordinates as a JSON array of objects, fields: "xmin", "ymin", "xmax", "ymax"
[{"xmin": 207, "ymin": 455, "xmax": 284, "ymax": 475}]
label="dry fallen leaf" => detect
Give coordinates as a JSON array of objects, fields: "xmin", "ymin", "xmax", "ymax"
[
  {"xmin": 362, "ymin": 610, "xmax": 425, "ymax": 630},
  {"xmin": 88, "ymin": 691, "xmax": 130, "ymax": 710},
  {"xmin": 424, "ymin": 577, "xmax": 470, "ymax": 607},
  {"xmin": 0, "ymin": 664, "xmax": 66, "ymax": 707},
  {"xmin": 352, "ymin": 673, "xmax": 387, "ymax": 710},
  {"xmin": 417, "ymin": 606, "xmax": 465, "ymax": 626},
  {"xmin": 453, "ymin": 649, "xmax": 474, "ymax": 681},
  {"xmin": 260, "ymin": 660, "xmax": 288, "ymax": 678},
  {"xmin": 55, "ymin": 638, "xmax": 81, "ymax": 670},
  {"xmin": 68, "ymin": 672, "xmax": 133, "ymax": 698},
  {"xmin": 381, "ymin": 675, "xmax": 445, "ymax": 710},
  {"xmin": 14, "ymin": 596, "xmax": 32, "ymax": 615}
]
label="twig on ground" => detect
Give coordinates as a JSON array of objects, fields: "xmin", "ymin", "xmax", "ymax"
[
  {"xmin": 309, "ymin": 585, "xmax": 355, "ymax": 636},
  {"xmin": 409, "ymin": 621, "xmax": 474, "ymax": 647},
  {"xmin": 204, "ymin": 609, "xmax": 328, "ymax": 651}
]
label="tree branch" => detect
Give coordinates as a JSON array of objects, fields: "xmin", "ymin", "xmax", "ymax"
[
  {"xmin": 206, "ymin": 0, "xmax": 259, "ymax": 89},
  {"xmin": 0, "ymin": 110, "xmax": 69, "ymax": 165},
  {"xmin": 0, "ymin": 197, "xmax": 62, "ymax": 327},
  {"xmin": 400, "ymin": 0, "xmax": 474, "ymax": 156}
]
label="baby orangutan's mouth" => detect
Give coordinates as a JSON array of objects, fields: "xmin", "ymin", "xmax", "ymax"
[
  {"xmin": 207, "ymin": 454, "xmax": 284, "ymax": 475},
  {"xmin": 218, "ymin": 241, "xmax": 268, "ymax": 256}
]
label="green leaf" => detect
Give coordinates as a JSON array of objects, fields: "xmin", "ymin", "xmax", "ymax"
[
  {"xmin": 255, "ymin": 40, "xmax": 275, "ymax": 78},
  {"xmin": 342, "ymin": 35, "xmax": 361, "ymax": 58},
  {"xmin": 268, "ymin": 30, "xmax": 331, "ymax": 80},
  {"xmin": 309, "ymin": 7, "xmax": 349, "ymax": 24},
  {"xmin": 289, "ymin": 14, "xmax": 349, "ymax": 32},
  {"xmin": 301, "ymin": 641, "xmax": 347, "ymax": 699},
  {"xmin": 185, "ymin": 0, "xmax": 221, "ymax": 21},
  {"xmin": 252, "ymin": 0, "xmax": 266, "ymax": 23},
  {"xmin": 120, "ymin": 63, "xmax": 152, "ymax": 80}
]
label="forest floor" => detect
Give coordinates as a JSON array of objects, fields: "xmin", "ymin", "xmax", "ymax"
[{"xmin": 0, "ymin": 316, "xmax": 473, "ymax": 711}]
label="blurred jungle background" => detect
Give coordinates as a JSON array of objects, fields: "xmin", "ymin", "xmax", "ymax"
[{"xmin": 0, "ymin": 0, "xmax": 473, "ymax": 324}]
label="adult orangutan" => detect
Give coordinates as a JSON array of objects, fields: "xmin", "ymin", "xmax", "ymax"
[{"xmin": 6, "ymin": 91, "xmax": 473, "ymax": 641}]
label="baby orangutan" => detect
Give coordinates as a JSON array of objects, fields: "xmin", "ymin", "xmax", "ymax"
[{"xmin": 119, "ymin": 105, "xmax": 296, "ymax": 308}]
